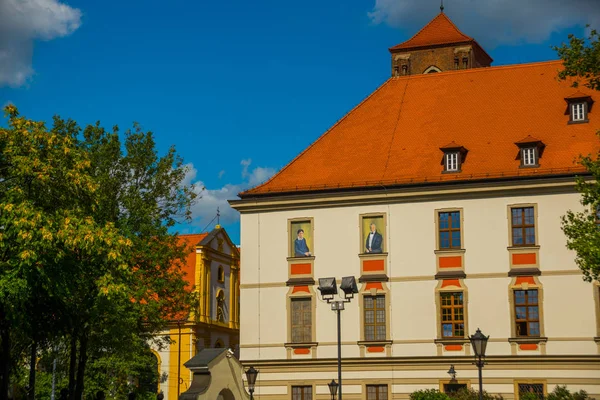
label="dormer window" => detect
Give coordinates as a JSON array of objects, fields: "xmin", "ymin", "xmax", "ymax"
[
  {"xmin": 440, "ymin": 142, "xmax": 467, "ymax": 173},
  {"xmin": 515, "ymin": 136, "xmax": 544, "ymax": 168},
  {"xmin": 565, "ymin": 92, "xmax": 593, "ymax": 124}
]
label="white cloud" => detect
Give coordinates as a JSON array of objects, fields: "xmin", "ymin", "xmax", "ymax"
[
  {"xmin": 185, "ymin": 160, "xmax": 276, "ymax": 229},
  {"xmin": 0, "ymin": 0, "xmax": 82, "ymax": 87},
  {"xmin": 369, "ymin": 0, "xmax": 600, "ymax": 48}
]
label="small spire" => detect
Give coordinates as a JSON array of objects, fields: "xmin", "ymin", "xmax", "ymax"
[
  {"xmin": 217, "ymin": 207, "xmax": 220, "ymax": 225},
  {"xmin": 440, "ymin": 0, "xmax": 444, "ymax": 13}
]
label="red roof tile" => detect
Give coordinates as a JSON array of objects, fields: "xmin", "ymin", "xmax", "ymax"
[
  {"xmin": 389, "ymin": 13, "xmax": 473, "ymax": 51},
  {"xmin": 241, "ymin": 61, "xmax": 598, "ymax": 197},
  {"xmin": 178, "ymin": 233, "xmax": 208, "ymax": 289}
]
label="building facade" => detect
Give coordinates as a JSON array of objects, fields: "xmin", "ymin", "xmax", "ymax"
[
  {"xmin": 231, "ymin": 11, "xmax": 600, "ymax": 400},
  {"xmin": 152, "ymin": 227, "xmax": 241, "ymax": 400}
]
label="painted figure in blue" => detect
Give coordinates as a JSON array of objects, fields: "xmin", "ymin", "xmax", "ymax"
[{"xmin": 294, "ymin": 229, "xmax": 311, "ymax": 257}]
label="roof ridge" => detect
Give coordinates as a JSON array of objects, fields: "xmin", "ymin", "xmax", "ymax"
[{"xmin": 240, "ymin": 78, "xmax": 396, "ymax": 196}]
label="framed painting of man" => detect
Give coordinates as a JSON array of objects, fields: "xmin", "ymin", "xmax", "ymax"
[{"xmin": 361, "ymin": 214, "xmax": 385, "ymax": 254}]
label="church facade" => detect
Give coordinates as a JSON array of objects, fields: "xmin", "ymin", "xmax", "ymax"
[
  {"xmin": 152, "ymin": 227, "xmax": 241, "ymax": 400},
  {"xmin": 231, "ymin": 11, "xmax": 600, "ymax": 400}
]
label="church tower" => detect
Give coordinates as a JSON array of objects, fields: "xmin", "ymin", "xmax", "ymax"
[{"xmin": 389, "ymin": 11, "xmax": 492, "ymax": 76}]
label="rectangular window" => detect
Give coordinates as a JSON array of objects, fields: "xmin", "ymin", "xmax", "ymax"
[
  {"xmin": 443, "ymin": 384, "xmax": 467, "ymax": 394},
  {"xmin": 514, "ymin": 289, "xmax": 540, "ymax": 337},
  {"xmin": 511, "ymin": 207, "xmax": 536, "ymax": 246},
  {"xmin": 595, "ymin": 205, "xmax": 600, "ymax": 227},
  {"xmin": 438, "ymin": 211, "xmax": 461, "ymax": 249},
  {"xmin": 364, "ymin": 295, "xmax": 386, "ymax": 341},
  {"xmin": 441, "ymin": 292, "xmax": 464, "ymax": 338},
  {"xmin": 572, "ymin": 103, "xmax": 585, "ymax": 121},
  {"xmin": 445, "ymin": 152, "xmax": 459, "ymax": 171},
  {"xmin": 367, "ymin": 385, "xmax": 388, "ymax": 400},
  {"xmin": 292, "ymin": 386, "xmax": 312, "ymax": 400},
  {"xmin": 291, "ymin": 298, "xmax": 312, "ymax": 343},
  {"xmin": 522, "ymin": 147, "xmax": 537, "ymax": 166},
  {"xmin": 518, "ymin": 383, "xmax": 545, "ymax": 400}
]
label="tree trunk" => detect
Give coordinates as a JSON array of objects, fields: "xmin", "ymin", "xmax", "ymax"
[
  {"xmin": 28, "ymin": 340, "xmax": 37, "ymax": 400},
  {"xmin": 68, "ymin": 331, "xmax": 78, "ymax": 400},
  {"xmin": 0, "ymin": 306, "xmax": 10, "ymax": 400},
  {"xmin": 74, "ymin": 330, "xmax": 88, "ymax": 400}
]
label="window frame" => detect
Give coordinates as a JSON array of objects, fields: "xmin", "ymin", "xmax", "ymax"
[
  {"xmin": 521, "ymin": 147, "xmax": 538, "ymax": 167},
  {"xmin": 217, "ymin": 265, "xmax": 225, "ymax": 283},
  {"xmin": 360, "ymin": 213, "xmax": 387, "ymax": 255},
  {"xmin": 509, "ymin": 205, "xmax": 538, "ymax": 247},
  {"xmin": 440, "ymin": 291, "xmax": 465, "ymax": 339},
  {"xmin": 291, "ymin": 386, "xmax": 313, "ymax": 400},
  {"xmin": 366, "ymin": 385, "xmax": 388, "ymax": 400},
  {"xmin": 571, "ymin": 102, "xmax": 586, "ymax": 122},
  {"xmin": 445, "ymin": 152, "xmax": 460, "ymax": 172},
  {"xmin": 508, "ymin": 276, "xmax": 546, "ymax": 341},
  {"xmin": 290, "ymin": 297, "xmax": 313, "ymax": 343},
  {"xmin": 437, "ymin": 210, "xmax": 462, "ymax": 250},
  {"xmin": 513, "ymin": 289, "xmax": 540, "ymax": 337},
  {"xmin": 364, "ymin": 294, "xmax": 387, "ymax": 341},
  {"xmin": 514, "ymin": 381, "xmax": 547, "ymax": 400}
]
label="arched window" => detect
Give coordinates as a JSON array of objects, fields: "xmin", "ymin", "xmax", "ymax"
[
  {"xmin": 217, "ymin": 266, "xmax": 224, "ymax": 283},
  {"xmin": 423, "ymin": 65, "xmax": 442, "ymax": 74},
  {"xmin": 216, "ymin": 290, "xmax": 226, "ymax": 323}
]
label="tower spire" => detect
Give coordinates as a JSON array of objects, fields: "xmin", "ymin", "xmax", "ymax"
[{"xmin": 440, "ymin": 0, "xmax": 444, "ymax": 13}]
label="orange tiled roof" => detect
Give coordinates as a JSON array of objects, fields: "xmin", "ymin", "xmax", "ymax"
[
  {"xmin": 389, "ymin": 12, "xmax": 473, "ymax": 51},
  {"xmin": 178, "ymin": 233, "xmax": 208, "ymax": 289},
  {"xmin": 241, "ymin": 60, "xmax": 598, "ymax": 197}
]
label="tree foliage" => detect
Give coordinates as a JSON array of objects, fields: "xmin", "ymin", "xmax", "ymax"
[
  {"xmin": 554, "ymin": 28, "xmax": 600, "ymax": 282},
  {"xmin": 554, "ymin": 28, "xmax": 600, "ymax": 91},
  {"xmin": 0, "ymin": 106, "xmax": 198, "ymax": 399}
]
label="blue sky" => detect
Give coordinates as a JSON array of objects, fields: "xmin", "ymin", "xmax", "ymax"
[{"xmin": 1, "ymin": 0, "xmax": 598, "ymax": 244}]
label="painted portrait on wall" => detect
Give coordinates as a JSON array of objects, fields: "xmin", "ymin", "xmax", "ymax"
[
  {"xmin": 290, "ymin": 220, "xmax": 313, "ymax": 258},
  {"xmin": 362, "ymin": 215, "xmax": 385, "ymax": 254}
]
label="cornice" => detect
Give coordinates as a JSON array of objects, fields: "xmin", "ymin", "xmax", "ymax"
[{"xmin": 231, "ymin": 175, "xmax": 587, "ymax": 213}]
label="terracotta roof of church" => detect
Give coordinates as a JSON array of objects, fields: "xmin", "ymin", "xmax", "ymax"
[
  {"xmin": 240, "ymin": 60, "xmax": 598, "ymax": 197},
  {"xmin": 389, "ymin": 12, "xmax": 473, "ymax": 51}
]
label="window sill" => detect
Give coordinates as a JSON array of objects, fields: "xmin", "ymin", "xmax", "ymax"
[
  {"xmin": 359, "ymin": 252, "xmax": 388, "ymax": 258},
  {"xmin": 435, "ymin": 270, "xmax": 466, "ymax": 280},
  {"xmin": 594, "ymin": 337, "xmax": 600, "ymax": 344},
  {"xmin": 287, "ymin": 256, "xmax": 315, "ymax": 262},
  {"xmin": 434, "ymin": 338, "xmax": 469, "ymax": 345},
  {"xmin": 357, "ymin": 340, "xmax": 393, "ymax": 346},
  {"xmin": 442, "ymin": 170, "xmax": 462, "ymax": 174},
  {"xmin": 507, "ymin": 246, "xmax": 540, "ymax": 251},
  {"xmin": 519, "ymin": 164, "xmax": 540, "ymax": 169},
  {"xmin": 284, "ymin": 342, "xmax": 318, "ymax": 348},
  {"xmin": 568, "ymin": 119, "xmax": 589, "ymax": 125},
  {"xmin": 508, "ymin": 268, "xmax": 541, "ymax": 277},
  {"xmin": 434, "ymin": 249, "xmax": 466, "ymax": 255},
  {"xmin": 285, "ymin": 277, "xmax": 315, "ymax": 286},
  {"xmin": 508, "ymin": 337, "xmax": 547, "ymax": 344}
]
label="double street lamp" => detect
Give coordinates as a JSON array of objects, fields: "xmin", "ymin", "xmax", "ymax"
[
  {"xmin": 317, "ymin": 276, "xmax": 359, "ymax": 400},
  {"xmin": 469, "ymin": 328, "xmax": 489, "ymax": 400}
]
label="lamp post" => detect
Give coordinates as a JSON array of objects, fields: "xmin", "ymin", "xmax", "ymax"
[
  {"xmin": 328, "ymin": 380, "xmax": 339, "ymax": 400},
  {"xmin": 469, "ymin": 328, "xmax": 489, "ymax": 400},
  {"xmin": 245, "ymin": 366, "xmax": 259, "ymax": 400},
  {"xmin": 317, "ymin": 276, "xmax": 359, "ymax": 400}
]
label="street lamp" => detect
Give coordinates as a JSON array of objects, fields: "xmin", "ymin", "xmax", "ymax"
[
  {"xmin": 447, "ymin": 365, "xmax": 457, "ymax": 385},
  {"xmin": 245, "ymin": 366, "xmax": 259, "ymax": 400},
  {"xmin": 318, "ymin": 276, "xmax": 358, "ymax": 400},
  {"xmin": 328, "ymin": 380, "xmax": 339, "ymax": 400},
  {"xmin": 469, "ymin": 328, "xmax": 489, "ymax": 400}
]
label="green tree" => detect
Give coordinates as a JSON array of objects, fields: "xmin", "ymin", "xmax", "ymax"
[
  {"xmin": 0, "ymin": 106, "xmax": 132, "ymax": 400},
  {"xmin": 547, "ymin": 385, "xmax": 595, "ymax": 400},
  {"xmin": 554, "ymin": 28, "xmax": 600, "ymax": 282}
]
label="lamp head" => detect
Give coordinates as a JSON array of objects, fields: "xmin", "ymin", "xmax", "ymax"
[
  {"xmin": 340, "ymin": 276, "xmax": 358, "ymax": 298},
  {"xmin": 245, "ymin": 366, "xmax": 259, "ymax": 392},
  {"xmin": 447, "ymin": 365, "xmax": 457, "ymax": 381},
  {"xmin": 469, "ymin": 328, "xmax": 489, "ymax": 357},
  {"xmin": 318, "ymin": 277, "xmax": 338, "ymax": 300},
  {"xmin": 327, "ymin": 380, "xmax": 339, "ymax": 397}
]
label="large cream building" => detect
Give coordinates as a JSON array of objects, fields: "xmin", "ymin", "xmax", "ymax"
[{"xmin": 230, "ymin": 11, "xmax": 600, "ymax": 400}]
